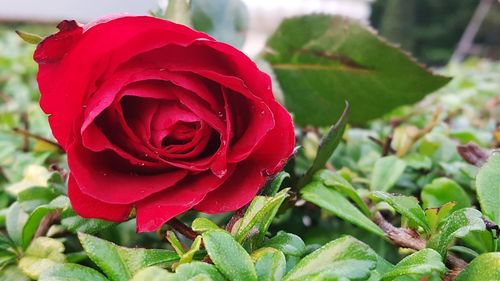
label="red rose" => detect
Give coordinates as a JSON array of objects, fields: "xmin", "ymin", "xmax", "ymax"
[{"xmin": 34, "ymin": 16, "xmax": 295, "ymax": 232}]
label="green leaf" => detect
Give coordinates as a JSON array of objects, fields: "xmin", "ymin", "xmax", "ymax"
[
  {"xmin": 425, "ymin": 202, "xmax": 456, "ymax": 234},
  {"xmin": 202, "ymin": 230, "xmax": 257, "ymax": 281},
  {"xmin": 22, "ymin": 196, "xmax": 69, "ymax": 249},
  {"xmin": 175, "ymin": 262, "xmax": 225, "ymax": 281},
  {"xmin": 39, "ymin": 263, "xmax": 110, "ymax": 281},
  {"xmin": 263, "ymin": 171, "xmax": 290, "ymax": 196},
  {"xmin": 191, "ymin": 0, "xmax": 249, "ymax": 48},
  {"xmin": 60, "ymin": 208, "xmax": 115, "ymax": 234},
  {"xmin": 428, "ymin": 208, "xmax": 486, "ymax": 257},
  {"xmin": 131, "ymin": 267, "xmax": 173, "ymax": 281},
  {"xmin": 6, "ymin": 202, "xmax": 28, "ymax": 247},
  {"xmin": 371, "ymin": 156, "xmax": 407, "ymax": 191},
  {"xmin": 234, "ymin": 188, "xmax": 289, "ymax": 243},
  {"xmin": 421, "ymin": 178, "xmax": 471, "ymax": 210},
  {"xmin": 0, "ymin": 265, "xmax": 30, "ymax": 281},
  {"xmin": 476, "ymin": 152, "xmax": 500, "ymax": 225},
  {"xmin": 251, "ymin": 248, "xmax": 286, "ymax": 281},
  {"xmin": 318, "ymin": 169, "xmax": 371, "ymax": 216},
  {"xmin": 18, "ymin": 237, "xmax": 66, "ymax": 279},
  {"xmin": 17, "ymin": 187, "xmax": 58, "ymax": 212},
  {"xmin": 298, "ymin": 103, "xmax": 349, "ymax": 188},
  {"xmin": 373, "ymin": 191, "xmax": 430, "ymax": 232},
  {"xmin": 264, "ymin": 15, "xmax": 450, "ymax": 126},
  {"xmin": 455, "ymin": 253, "xmax": 500, "ymax": 281},
  {"xmin": 302, "ymin": 181, "xmax": 384, "ymax": 237},
  {"xmin": 15, "ymin": 30, "xmax": 43, "ymax": 44},
  {"xmin": 192, "ymin": 218, "xmax": 221, "ymax": 233},
  {"xmin": 381, "ymin": 249, "xmax": 445, "ymax": 281},
  {"xmin": 78, "ymin": 232, "xmax": 178, "ymax": 281},
  {"xmin": 262, "ymin": 232, "xmax": 306, "ymax": 258},
  {"xmin": 283, "ymin": 236, "xmax": 377, "ymax": 281}
]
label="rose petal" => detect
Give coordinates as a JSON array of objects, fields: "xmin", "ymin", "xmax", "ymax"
[
  {"xmin": 68, "ymin": 141, "xmax": 188, "ymax": 204},
  {"xmin": 136, "ymin": 168, "xmax": 234, "ymax": 232},
  {"xmin": 68, "ymin": 175, "xmax": 131, "ymax": 222}
]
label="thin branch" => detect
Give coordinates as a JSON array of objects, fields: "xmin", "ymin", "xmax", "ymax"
[
  {"xmin": 12, "ymin": 127, "xmax": 63, "ymax": 152},
  {"xmin": 34, "ymin": 210, "xmax": 61, "ymax": 239},
  {"xmin": 167, "ymin": 218, "xmax": 199, "ymax": 241}
]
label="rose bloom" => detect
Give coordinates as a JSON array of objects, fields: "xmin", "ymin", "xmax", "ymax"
[{"xmin": 34, "ymin": 16, "xmax": 295, "ymax": 232}]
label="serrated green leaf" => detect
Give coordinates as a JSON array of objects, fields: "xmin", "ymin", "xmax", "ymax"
[
  {"xmin": 381, "ymin": 249, "xmax": 445, "ymax": 280},
  {"xmin": 192, "ymin": 218, "xmax": 221, "ymax": 233},
  {"xmin": 298, "ymin": 103, "xmax": 349, "ymax": 188},
  {"xmin": 455, "ymin": 252, "xmax": 500, "ymax": 281},
  {"xmin": 374, "ymin": 191, "xmax": 430, "ymax": 232},
  {"xmin": 428, "ymin": 208, "xmax": 485, "ymax": 257},
  {"xmin": 318, "ymin": 169, "xmax": 371, "ymax": 216},
  {"xmin": 264, "ymin": 15, "xmax": 450, "ymax": 126},
  {"xmin": 235, "ymin": 188, "xmax": 289, "ymax": 243},
  {"xmin": 302, "ymin": 181, "xmax": 384, "ymax": 237},
  {"xmin": 251, "ymin": 248, "xmax": 286, "ymax": 281},
  {"xmin": 39, "ymin": 263, "xmax": 110, "ymax": 281},
  {"xmin": 60, "ymin": 208, "xmax": 114, "ymax": 234},
  {"xmin": 6, "ymin": 202, "xmax": 28, "ymax": 247},
  {"xmin": 476, "ymin": 152, "xmax": 500, "ymax": 225},
  {"xmin": 78, "ymin": 232, "xmax": 178, "ymax": 281},
  {"xmin": 283, "ymin": 236, "xmax": 377, "ymax": 281},
  {"xmin": 191, "ymin": 0, "xmax": 249, "ymax": 48},
  {"xmin": 202, "ymin": 230, "xmax": 257, "ymax": 281},
  {"xmin": 371, "ymin": 156, "xmax": 407, "ymax": 192},
  {"xmin": 18, "ymin": 237, "xmax": 65, "ymax": 279},
  {"xmin": 422, "ymin": 178, "xmax": 471, "ymax": 210}
]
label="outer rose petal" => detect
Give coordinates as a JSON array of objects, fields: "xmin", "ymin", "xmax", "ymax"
[
  {"xmin": 136, "ymin": 169, "xmax": 233, "ymax": 232},
  {"xmin": 68, "ymin": 176, "xmax": 131, "ymax": 222}
]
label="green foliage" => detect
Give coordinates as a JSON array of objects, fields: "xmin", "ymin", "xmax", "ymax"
[
  {"xmin": 1, "ymin": 2, "xmax": 499, "ymax": 280},
  {"xmin": 264, "ymin": 14, "xmax": 450, "ymax": 126}
]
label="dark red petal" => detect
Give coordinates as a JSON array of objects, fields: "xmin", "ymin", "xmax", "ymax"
[
  {"xmin": 67, "ymin": 141, "xmax": 188, "ymax": 204},
  {"xmin": 68, "ymin": 175, "xmax": 131, "ymax": 222},
  {"xmin": 34, "ymin": 20, "xmax": 83, "ymax": 64},
  {"xmin": 193, "ymin": 161, "xmax": 266, "ymax": 213},
  {"xmin": 136, "ymin": 169, "xmax": 233, "ymax": 232}
]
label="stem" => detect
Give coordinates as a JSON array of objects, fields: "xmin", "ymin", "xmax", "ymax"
[
  {"xmin": 34, "ymin": 210, "xmax": 61, "ymax": 239},
  {"xmin": 12, "ymin": 127, "xmax": 63, "ymax": 152},
  {"xmin": 167, "ymin": 218, "xmax": 198, "ymax": 241}
]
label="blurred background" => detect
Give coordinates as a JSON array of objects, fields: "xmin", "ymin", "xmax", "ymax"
[{"xmin": 0, "ymin": 0, "xmax": 499, "ymax": 65}]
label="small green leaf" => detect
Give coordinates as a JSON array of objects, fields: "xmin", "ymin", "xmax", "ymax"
[
  {"xmin": 425, "ymin": 202, "xmax": 456, "ymax": 233},
  {"xmin": 374, "ymin": 191, "xmax": 430, "ymax": 232},
  {"xmin": 78, "ymin": 232, "xmax": 178, "ymax": 281},
  {"xmin": 283, "ymin": 236, "xmax": 377, "ymax": 281},
  {"xmin": 178, "ymin": 236, "xmax": 202, "ymax": 265},
  {"xmin": 455, "ymin": 253, "xmax": 500, "ymax": 281},
  {"xmin": 175, "ymin": 262, "xmax": 225, "ymax": 281},
  {"xmin": 302, "ymin": 181, "xmax": 384, "ymax": 237},
  {"xmin": 476, "ymin": 152, "xmax": 500, "ymax": 225},
  {"xmin": 371, "ymin": 156, "xmax": 407, "ymax": 192},
  {"xmin": 131, "ymin": 267, "xmax": 173, "ymax": 281},
  {"xmin": 262, "ymin": 232, "xmax": 305, "ymax": 273},
  {"xmin": 191, "ymin": 0, "xmax": 249, "ymax": 48},
  {"xmin": 263, "ymin": 171, "xmax": 290, "ymax": 196},
  {"xmin": 6, "ymin": 202, "xmax": 28, "ymax": 247},
  {"xmin": 17, "ymin": 187, "xmax": 58, "ymax": 212},
  {"xmin": 0, "ymin": 265, "xmax": 30, "ymax": 281},
  {"xmin": 428, "ymin": 208, "xmax": 486, "ymax": 257},
  {"xmin": 15, "ymin": 30, "xmax": 43, "ymax": 44},
  {"xmin": 39, "ymin": 263, "xmax": 110, "ymax": 281},
  {"xmin": 18, "ymin": 237, "xmax": 66, "ymax": 279},
  {"xmin": 192, "ymin": 218, "xmax": 221, "ymax": 233},
  {"xmin": 60, "ymin": 208, "xmax": 115, "ymax": 234},
  {"xmin": 298, "ymin": 102, "xmax": 349, "ymax": 188},
  {"xmin": 422, "ymin": 178, "xmax": 471, "ymax": 210},
  {"xmin": 235, "ymin": 188, "xmax": 289, "ymax": 243},
  {"xmin": 251, "ymin": 248, "xmax": 286, "ymax": 281},
  {"xmin": 318, "ymin": 169, "xmax": 370, "ymax": 216},
  {"xmin": 381, "ymin": 249, "xmax": 446, "ymax": 280},
  {"xmin": 202, "ymin": 230, "xmax": 257, "ymax": 281}
]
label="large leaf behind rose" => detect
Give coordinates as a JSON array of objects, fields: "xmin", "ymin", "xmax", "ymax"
[{"xmin": 264, "ymin": 15, "xmax": 450, "ymax": 126}]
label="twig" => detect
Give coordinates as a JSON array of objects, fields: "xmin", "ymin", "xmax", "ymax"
[
  {"xmin": 167, "ymin": 218, "xmax": 199, "ymax": 241},
  {"xmin": 12, "ymin": 127, "xmax": 63, "ymax": 152},
  {"xmin": 373, "ymin": 212, "xmax": 468, "ymax": 276},
  {"xmin": 34, "ymin": 210, "xmax": 61, "ymax": 238},
  {"xmin": 20, "ymin": 113, "xmax": 29, "ymax": 152},
  {"xmin": 225, "ymin": 207, "xmax": 247, "ymax": 232}
]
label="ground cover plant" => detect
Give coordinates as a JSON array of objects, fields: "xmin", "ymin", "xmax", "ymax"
[{"xmin": 0, "ymin": 1, "xmax": 499, "ymax": 280}]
